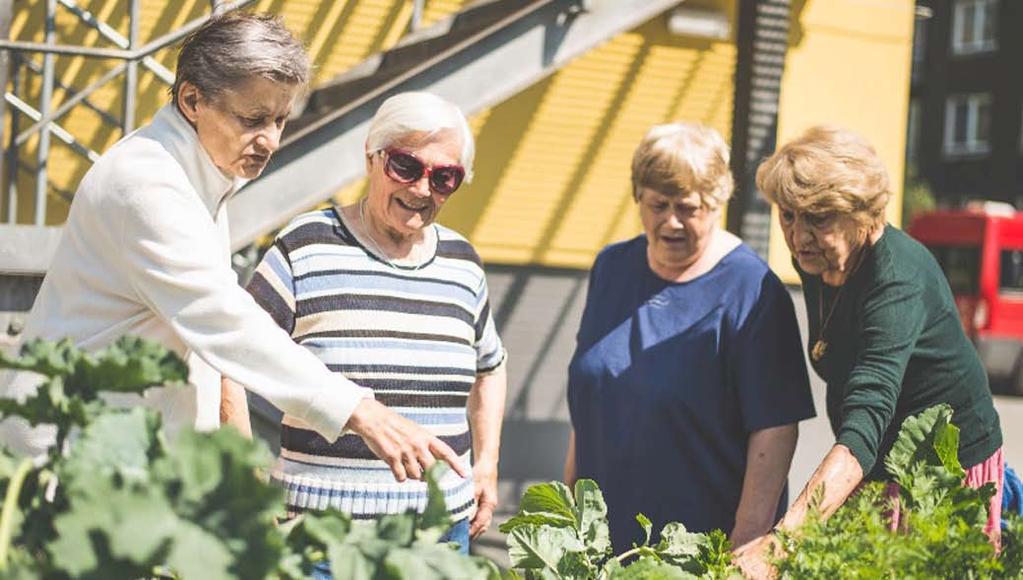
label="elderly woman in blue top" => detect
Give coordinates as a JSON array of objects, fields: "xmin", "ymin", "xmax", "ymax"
[
  {"xmin": 234, "ymin": 92, "xmax": 507, "ymax": 556},
  {"xmin": 563, "ymin": 122, "xmax": 815, "ymax": 553}
]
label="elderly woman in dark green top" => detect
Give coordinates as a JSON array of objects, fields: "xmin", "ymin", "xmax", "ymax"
[{"xmin": 735, "ymin": 126, "xmax": 1004, "ymax": 577}]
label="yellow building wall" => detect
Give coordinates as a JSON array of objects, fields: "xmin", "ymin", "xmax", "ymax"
[
  {"xmin": 4, "ymin": 0, "xmax": 471, "ymax": 225},
  {"xmin": 767, "ymin": 0, "xmax": 915, "ymax": 283}
]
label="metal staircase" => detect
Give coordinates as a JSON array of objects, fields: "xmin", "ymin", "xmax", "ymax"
[{"xmin": 227, "ymin": 0, "xmax": 688, "ymax": 249}]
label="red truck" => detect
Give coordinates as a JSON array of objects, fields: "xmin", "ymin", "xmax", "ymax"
[{"xmin": 908, "ymin": 202, "xmax": 1023, "ymax": 396}]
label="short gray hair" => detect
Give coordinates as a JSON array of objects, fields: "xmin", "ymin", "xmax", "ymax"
[
  {"xmin": 366, "ymin": 92, "xmax": 475, "ymax": 182},
  {"xmin": 171, "ymin": 12, "xmax": 310, "ymax": 106},
  {"xmin": 631, "ymin": 122, "xmax": 733, "ymax": 209}
]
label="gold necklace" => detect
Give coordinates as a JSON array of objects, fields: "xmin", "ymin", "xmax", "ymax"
[{"xmin": 811, "ymin": 246, "xmax": 869, "ymax": 363}]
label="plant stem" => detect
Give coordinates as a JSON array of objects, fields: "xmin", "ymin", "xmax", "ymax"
[
  {"xmin": 0, "ymin": 458, "xmax": 34, "ymax": 570},
  {"xmin": 614, "ymin": 547, "xmax": 644, "ymax": 563}
]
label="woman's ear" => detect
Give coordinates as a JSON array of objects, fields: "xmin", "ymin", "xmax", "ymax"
[{"xmin": 177, "ymin": 81, "xmax": 202, "ymax": 124}]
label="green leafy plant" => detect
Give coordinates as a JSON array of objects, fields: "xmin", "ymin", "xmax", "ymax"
[
  {"xmin": 0, "ymin": 337, "xmax": 497, "ymax": 579},
  {"xmin": 774, "ymin": 404, "xmax": 1019, "ymax": 579},
  {"xmin": 500, "ymin": 479, "xmax": 737, "ymax": 579}
]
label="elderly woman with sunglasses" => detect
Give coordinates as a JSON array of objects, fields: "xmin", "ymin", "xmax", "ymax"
[
  {"xmin": 237, "ymin": 92, "xmax": 506, "ymax": 560},
  {"xmin": 734, "ymin": 126, "xmax": 1004, "ymax": 578},
  {"xmin": 564, "ymin": 123, "xmax": 815, "ymax": 555}
]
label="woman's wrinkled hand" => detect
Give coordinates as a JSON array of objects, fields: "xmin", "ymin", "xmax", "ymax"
[
  {"xmin": 470, "ymin": 461, "xmax": 498, "ymax": 539},
  {"xmin": 347, "ymin": 398, "xmax": 467, "ymax": 482},
  {"xmin": 732, "ymin": 533, "xmax": 779, "ymax": 580}
]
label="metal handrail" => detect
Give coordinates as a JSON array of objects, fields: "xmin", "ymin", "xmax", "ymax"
[
  {"xmin": 15, "ymin": 61, "xmax": 125, "ymax": 146},
  {"xmin": 1, "ymin": 0, "xmax": 253, "ymax": 225},
  {"xmin": 0, "ymin": 0, "xmax": 254, "ymax": 60},
  {"xmin": 5, "ymin": 93, "xmax": 100, "ymax": 162},
  {"xmin": 57, "ymin": 0, "xmax": 175, "ymax": 84},
  {"xmin": 282, "ymin": 0, "xmax": 563, "ymax": 148}
]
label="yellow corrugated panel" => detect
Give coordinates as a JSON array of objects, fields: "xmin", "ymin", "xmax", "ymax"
[
  {"xmin": 441, "ymin": 15, "xmax": 737, "ymax": 269},
  {"xmin": 420, "ymin": 0, "xmax": 471, "ymax": 28}
]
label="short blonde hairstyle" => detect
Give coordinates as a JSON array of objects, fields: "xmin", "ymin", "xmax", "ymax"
[
  {"xmin": 631, "ymin": 122, "xmax": 734, "ymax": 209},
  {"xmin": 756, "ymin": 125, "xmax": 890, "ymax": 230}
]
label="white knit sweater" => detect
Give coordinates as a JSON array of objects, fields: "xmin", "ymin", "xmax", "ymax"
[{"xmin": 3, "ymin": 104, "xmax": 371, "ymax": 453}]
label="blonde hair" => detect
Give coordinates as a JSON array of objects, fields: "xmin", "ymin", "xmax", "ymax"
[
  {"xmin": 756, "ymin": 125, "xmax": 890, "ymax": 230},
  {"xmin": 631, "ymin": 123, "xmax": 734, "ymax": 209}
]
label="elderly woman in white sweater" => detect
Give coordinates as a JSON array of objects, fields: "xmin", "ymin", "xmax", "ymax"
[{"xmin": 3, "ymin": 12, "xmax": 463, "ymax": 485}]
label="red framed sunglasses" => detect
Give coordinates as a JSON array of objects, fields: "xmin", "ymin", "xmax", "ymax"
[{"xmin": 379, "ymin": 149, "xmax": 465, "ymax": 195}]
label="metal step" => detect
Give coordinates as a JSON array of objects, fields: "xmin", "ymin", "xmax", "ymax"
[{"xmin": 227, "ymin": 0, "xmax": 686, "ymax": 250}]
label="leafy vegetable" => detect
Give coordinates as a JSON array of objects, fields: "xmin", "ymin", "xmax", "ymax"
[
  {"xmin": 775, "ymin": 404, "xmax": 1017, "ymax": 579},
  {"xmin": 501, "ymin": 480, "xmax": 737, "ymax": 579},
  {"xmin": 0, "ymin": 337, "xmax": 496, "ymax": 579}
]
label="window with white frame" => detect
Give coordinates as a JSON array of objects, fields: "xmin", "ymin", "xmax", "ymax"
[
  {"xmin": 943, "ymin": 94, "xmax": 991, "ymax": 157},
  {"xmin": 951, "ymin": 0, "xmax": 998, "ymax": 55}
]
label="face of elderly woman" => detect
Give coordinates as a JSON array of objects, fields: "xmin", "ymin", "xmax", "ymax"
[
  {"xmin": 638, "ymin": 187, "xmax": 718, "ymax": 280},
  {"xmin": 779, "ymin": 207, "xmax": 866, "ymax": 285},
  {"xmin": 365, "ymin": 129, "xmax": 462, "ymax": 239},
  {"xmin": 179, "ymin": 76, "xmax": 299, "ymax": 180}
]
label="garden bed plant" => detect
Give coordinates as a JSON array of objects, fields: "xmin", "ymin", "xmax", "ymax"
[{"xmin": 0, "ymin": 337, "xmax": 1020, "ymax": 579}]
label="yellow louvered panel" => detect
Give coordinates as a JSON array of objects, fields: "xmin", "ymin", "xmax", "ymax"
[
  {"xmin": 420, "ymin": 0, "xmax": 470, "ymax": 28},
  {"xmin": 442, "ymin": 15, "xmax": 737, "ymax": 269}
]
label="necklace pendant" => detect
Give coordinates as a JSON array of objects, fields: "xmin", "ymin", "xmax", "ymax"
[{"xmin": 811, "ymin": 340, "xmax": 828, "ymax": 362}]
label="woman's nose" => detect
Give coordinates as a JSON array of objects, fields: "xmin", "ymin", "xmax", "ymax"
[{"xmin": 256, "ymin": 127, "xmax": 282, "ymax": 153}]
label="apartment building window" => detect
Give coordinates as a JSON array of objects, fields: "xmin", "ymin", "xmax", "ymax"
[
  {"xmin": 951, "ymin": 0, "xmax": 998, "ymax": 55},
  {"xmin": 943, "ymin": 94, "xmax": 991, "ymax": 157}
]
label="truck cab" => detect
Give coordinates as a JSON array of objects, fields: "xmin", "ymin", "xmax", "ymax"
[{"xmin": 908, "ymin": 202, "xmax": 1023, "ymax": 395}]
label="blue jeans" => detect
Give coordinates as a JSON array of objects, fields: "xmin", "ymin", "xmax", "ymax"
[{"xmin": 311, "ymin": 518, "xmax": 470, "ymax": 579}]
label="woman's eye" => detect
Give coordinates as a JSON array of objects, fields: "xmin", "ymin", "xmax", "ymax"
[
  {"xmin": 780, "ymin": 210, "xmax": 795, "ymax": 223},
  {"xmin": 241, "ymin": 116, "xmax": 264, "ymax": 128},
  {"xmin": 652, "ymin": 203, "xmax": 669, "ymax": 212},
  {"xmin": 807, "ymin": 214, "xmax": 832, "ymax": 227}
]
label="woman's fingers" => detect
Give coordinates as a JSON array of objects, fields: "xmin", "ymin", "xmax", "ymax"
[
  {"xmin": 470, "ymin": 502, "xmax": 494, "ymax": 538},
  {"xmin": 429, "ymin": 437, "xmax": 467, "ymax": 478}
]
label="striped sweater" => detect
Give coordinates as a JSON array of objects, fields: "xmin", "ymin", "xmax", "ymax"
[{"xmin": 246, "ymin": 207, "xmax": 505, "ymax": 521}]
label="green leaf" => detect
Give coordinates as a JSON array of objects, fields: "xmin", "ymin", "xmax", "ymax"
[
  {"xmin": 417, "ymin": 463, "xmax": 452, "ymax": 533},
  {"xmin": 932, "ymin": 421, "xmax": 963, "ymax": 476},
  {"xmin": 575, "ymin": 479, "xmax": 611, "ymax": 556},
  {"xmin": 61, "ymin": 407, "xmax": 160, "ymax": 488},
  {"xmin": 327, "ymin": 542, "xmax": 376, "ymax": 580},
  {"xmin": 609, "ymin": 555, "xmax": 698, "ymax": 579},
  {"xmin": 162, "ymin": 520, "xmax": 235, "ymax": 580},
  {"xmin": 499, "ymin": 482, "xmax": 577, "ymax": 534},
  {"xmin": 506, "ymin": 524, "xmax": 584, "ymax": 572},
  {"xmin": 635, "ymin": 513, "xmax": 652, "ymax": 547},
  {"xmin": 72, "ymin": 336, "xmax": 189, "ymax": 396},
  {"xmin": 653, "ymin": 522, "xmax": 703, "ymax": 563},
  {"xmin": 377, "ymin": 514, "xmax": 416, "ymax": 545},
  {"xmin": 884, "ymin": 404, "xmax": 963, "ymax": 485},
  {"xmin": 301, "ymin": 512, "xmax": 353, "ymax": 546},
  {"xmin": 383, "ymin": 545, "xmax": 495, "ymax": 579},
  {"xmin": 0, "ymin": 338, "xmax": 80, "ymax": 377}
]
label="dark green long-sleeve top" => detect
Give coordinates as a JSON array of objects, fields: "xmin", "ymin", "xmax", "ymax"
[{"xmin": 798, "ymin": 225, "xmax": 1002, "ymax": 481}]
